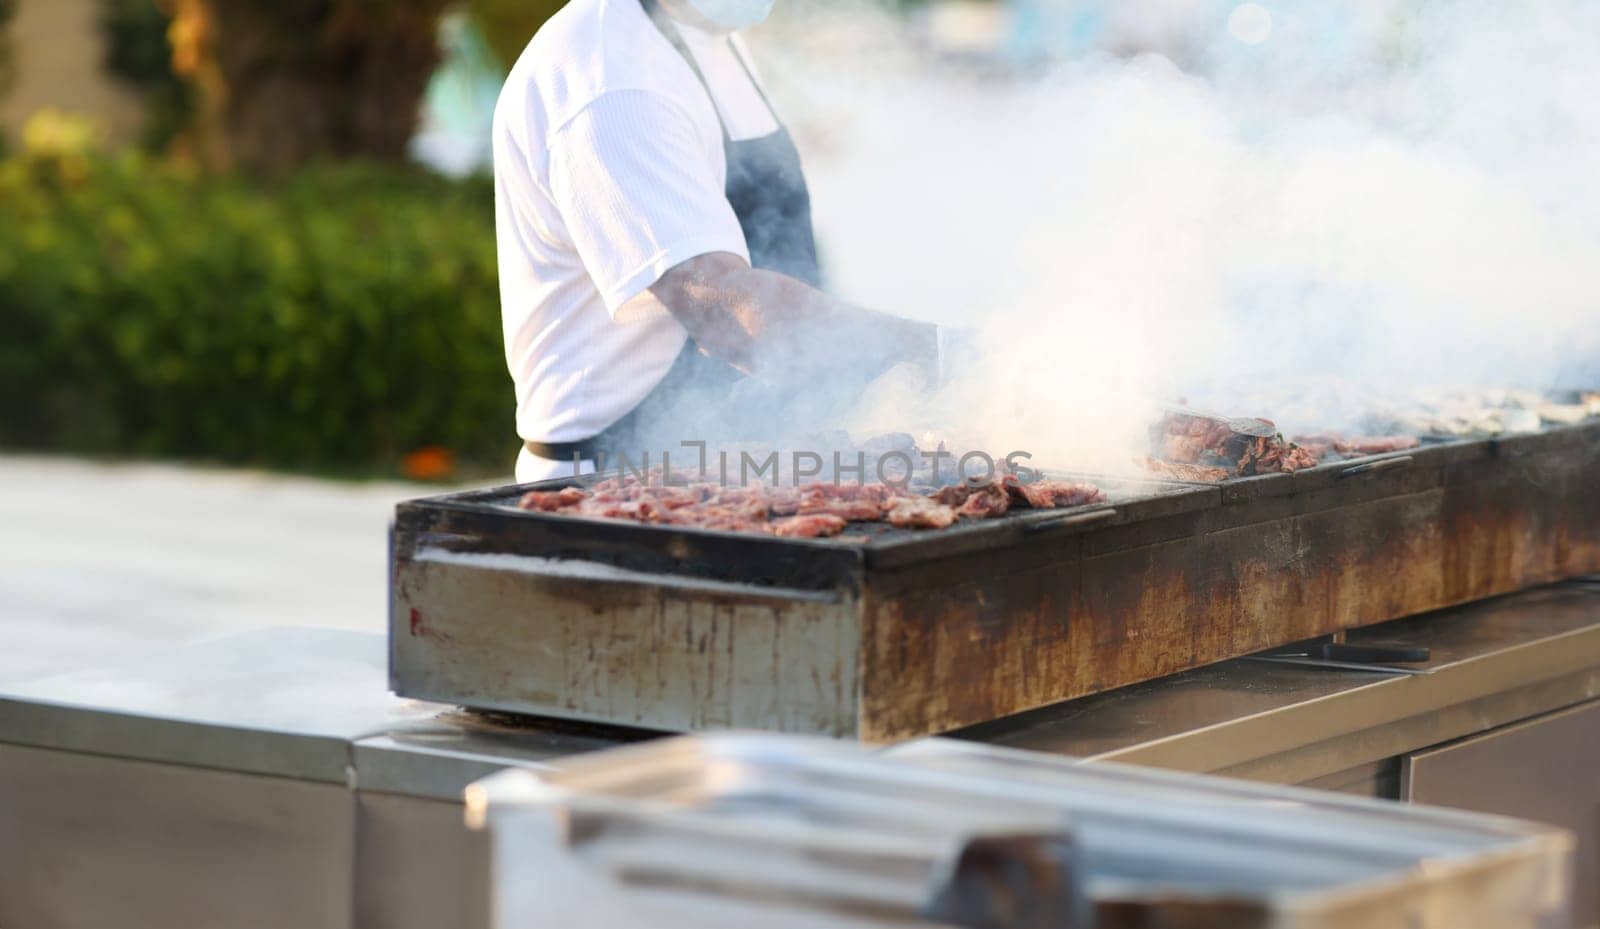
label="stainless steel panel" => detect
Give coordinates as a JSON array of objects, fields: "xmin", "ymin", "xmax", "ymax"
[
  {"xmin": 0, "ymin": 628, "xmax": 634, "ymax": 929},
  {"xmin": 469, "ymin": 733, "xmax": 1573, "ymax": 929},
  {"xmin": 1405, "ymin": 700, "xmax": 1600, "ymax": 929},
  {"xmin": 1297, "ymin": 758, "xmax": 1401, "ymax": 799},
  {"xmin": 0, "ymin": 743, "xmax": 355, "ymax": 929},
  {"xmin": 351, "ymin": 712, "xmax": 650, "ymax": 801},
  {"xmin": 355, "ymin": 792, "xmax": 490, "ymax": 929},
  {"xmin": 392, "ymin": 550, "xmax": 862, "ymax": 736}
]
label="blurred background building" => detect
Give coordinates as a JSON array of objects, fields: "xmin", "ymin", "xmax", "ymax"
[{"xmin": 0, "ymin": 0, "xmax": 145, "ymax": 145}]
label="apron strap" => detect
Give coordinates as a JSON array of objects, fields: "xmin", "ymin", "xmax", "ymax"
[
  {"xmin": 639, "ymin": 0, "xmax": 780, "ymax": 143},
  {"xmin": 725, "ymin": 39, "xmax": 778, "ymax": 116}
]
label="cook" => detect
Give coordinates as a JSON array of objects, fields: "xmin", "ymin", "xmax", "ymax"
[{"xmin": 493, "ymin": 0, "xmax": 955, "ymax": 482}]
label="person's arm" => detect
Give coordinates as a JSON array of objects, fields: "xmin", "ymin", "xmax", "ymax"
[
  {"xmin": 544, "ymin": 90, "xmax": 937, "ymax": 385},
  {"xmin": 651, "ymin": 252, "xmax": 938, "ymax": 388}
]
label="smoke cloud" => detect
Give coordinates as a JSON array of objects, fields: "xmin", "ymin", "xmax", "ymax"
[{"xmin": 751, "ymin": 0, "xmax": 1600, "ymax": 472}]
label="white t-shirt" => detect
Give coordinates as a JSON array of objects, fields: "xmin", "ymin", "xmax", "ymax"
[{"xmin": 493, "ymin": 0, "xmax": 781, "ymax": 483}]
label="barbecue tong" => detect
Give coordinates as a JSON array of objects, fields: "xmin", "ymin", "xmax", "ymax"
[{"xmin": 1249, "ymin": 635, "xmax": 1433, "ymax": 676}]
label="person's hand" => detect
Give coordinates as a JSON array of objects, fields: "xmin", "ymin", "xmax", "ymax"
[{"xmin": 935, "ymin": 325, "xmax": 983, "ymax": 387}]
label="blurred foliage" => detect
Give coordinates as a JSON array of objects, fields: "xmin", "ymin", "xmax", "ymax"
[
  {"xmin": 465, "ymin": 0, "xmax": 565, "ymax": 75},
  {"xmin": 19, "ymin": 109, "xmax": 106, "ymax": 175},
  {"xmin": 0, "ymin": 148, "xmax": 512, "ymax": 477},
  {"xmin": 100, "ymin": 0, "xmax": 194, "ymax": 152}
]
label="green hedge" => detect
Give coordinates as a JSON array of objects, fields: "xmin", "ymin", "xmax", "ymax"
[{"xmin": 0, "ymin": 153, "xmax": 513, "ymax": 476}]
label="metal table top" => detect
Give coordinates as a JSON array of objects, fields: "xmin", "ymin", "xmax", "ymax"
[{"xmin": 0, "ymin": 627, "xmax": 640, "ymax": 794}]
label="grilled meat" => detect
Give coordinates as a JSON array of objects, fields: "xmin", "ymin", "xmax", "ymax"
[
  {"xmin": 514, "ymin": 469, "xmax": 1102, "ymax": 536},
  {"xmin": 1140, "ymin": 457, "xmax": 1232, "ymax": 483},
  {"xmin": 956, "ymin": 483, "xmax": 1012, "ymax": 519},
  {"xmin": 797, "ymin": 482, "xmax": 892, "ymax": 521},
  {"xmin": 769, "ymin": 514, "xmax": 849, "ymax": 538},
  {"xmin": 1289, "ymin": 434, "xmax": 1420, "ymax": 457},
  {"xmin": 1004, "ymin": 477, "xmax": 1106, "ymax": 509},
  {"xmin": 1157, "ymin": 415, "xmax": 1238, "ymax": 465},
  {"xmin": 885, "ymin": 496, "xmax": 958, "ymax": 529},
  {"xmin": 1148, "ymin": 410, "xmax": 1321, "ymax": 479},
  {"xmin": 518, "ymin": 486, "xmax": 588, "ymax": 511},
  {"xmin": 1246, "ymin": 435, "xmax": 1321, "ymax": 473}
]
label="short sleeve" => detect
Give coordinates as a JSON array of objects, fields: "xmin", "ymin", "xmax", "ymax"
[{"xmin": 548, "ymin": 89, "xmax": 750, "ymax": 316}]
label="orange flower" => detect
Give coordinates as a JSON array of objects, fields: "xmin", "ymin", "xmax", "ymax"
[{"xmin": 402, "ymin": 446, "xmax": 456, "ymax": 481}]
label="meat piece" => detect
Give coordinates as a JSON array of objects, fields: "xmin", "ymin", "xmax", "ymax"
[
  {"xmin": 680, "ymin": 512, "xmax": 766, "ymax": 532},
  {"xmin": 1282, "ymin": 444, "xmax": 1320, "ymax": 471},
  {"xmin": 794, "ymin": 482, "xmax": 889, "ymax": 521},
  {"xmin": 693, "ymin": 495, "xmax": 771, "ymax": 524},
  {"xmin": 1245, "ymin": 436, "xmax": 1321, "ymax": 474},
  {"xmin": 638, "ymin": 485, "xmax": 706, "ymax": 509},
  {"xmin": 1152, "ymin": 413, "xmax": 1238, "ymax": 464},
  {"xmin": 798, "ymin": 481, "xmax": 892, "ymax": 503},
  {"xmin": 931, "ymin": 483, "xmax": 975, "ymax": 507},
  {"xmin": 1339, "ymin": 435, "xmax": 1420, "ymax": 455},
  {"xmin": 1291, "ymin": 433, "xmax": 1420, "ymax": 458},
  {"xmin": 1141, "ymin": 457, "xmax": 1231, "ymax": 483},
  {"xmin": 575, "ymin": 497, "xmax": 685, "ymax": 523},
  {"xmin": 799, "ymin": 500, "xmax": 887, "ymax": 521},
  {"xmin": 765, "ymin": 487, "xmax": 802, "ymax": 516},
  {"xmin": 956, "ymin": 484, "xmax": 1012, "ymax": 519},
  {"xmin": 768, "ymin": 514, "xmax": 848, "ymax": 538},
  {"xmin": 518, "ymin": 486, "xmax": 587, "ymax": 511},
  {"xmin": 1151, "ymin": 410, "xmax": 1322, "ymax": 476},
  {"xmin": 886, "ymin": 496, "xmax": 958, "ymax": 529},
  {"xmin": 1004, "ymin": 478, "xmax": 1106, "ymax": 509}
]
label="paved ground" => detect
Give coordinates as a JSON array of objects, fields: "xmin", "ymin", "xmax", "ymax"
[{"xmin": 0, "ymin": 456, "xmax": 469, "ymax": 684}]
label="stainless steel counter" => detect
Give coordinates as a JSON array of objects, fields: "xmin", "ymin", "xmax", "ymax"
[
  {"xmin": 0, "ymin": 627, "xmax": 637, "ymax": 929},
  {"xmin": 0, "ymin": 626, "xmax": 640, "ymax": 791},
  {"xmin": 2, "ymin": 583, "xmax": 1596, "ymax": 928}
]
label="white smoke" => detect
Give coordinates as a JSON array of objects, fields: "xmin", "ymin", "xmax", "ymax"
[{"xmin": 751, "ymin": 0, "xmax": 1600, "ymax": 470}]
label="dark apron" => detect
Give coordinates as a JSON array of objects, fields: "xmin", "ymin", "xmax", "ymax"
[{"xmin": 524, "ymin": 1, "xmax": 821, "ymax": 465}]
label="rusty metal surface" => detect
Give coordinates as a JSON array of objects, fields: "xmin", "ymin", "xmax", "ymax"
[
  {"xmin": 390, "ymin": 423, "xmax": 1600, "ymax": 741},
  {"xmin": 950, "ymin": 582, "xmax": 1600, "ymax": 783},
  {"xmin": 853, "ymin": 427, "xmax": 1600, "ymax": 741}
]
